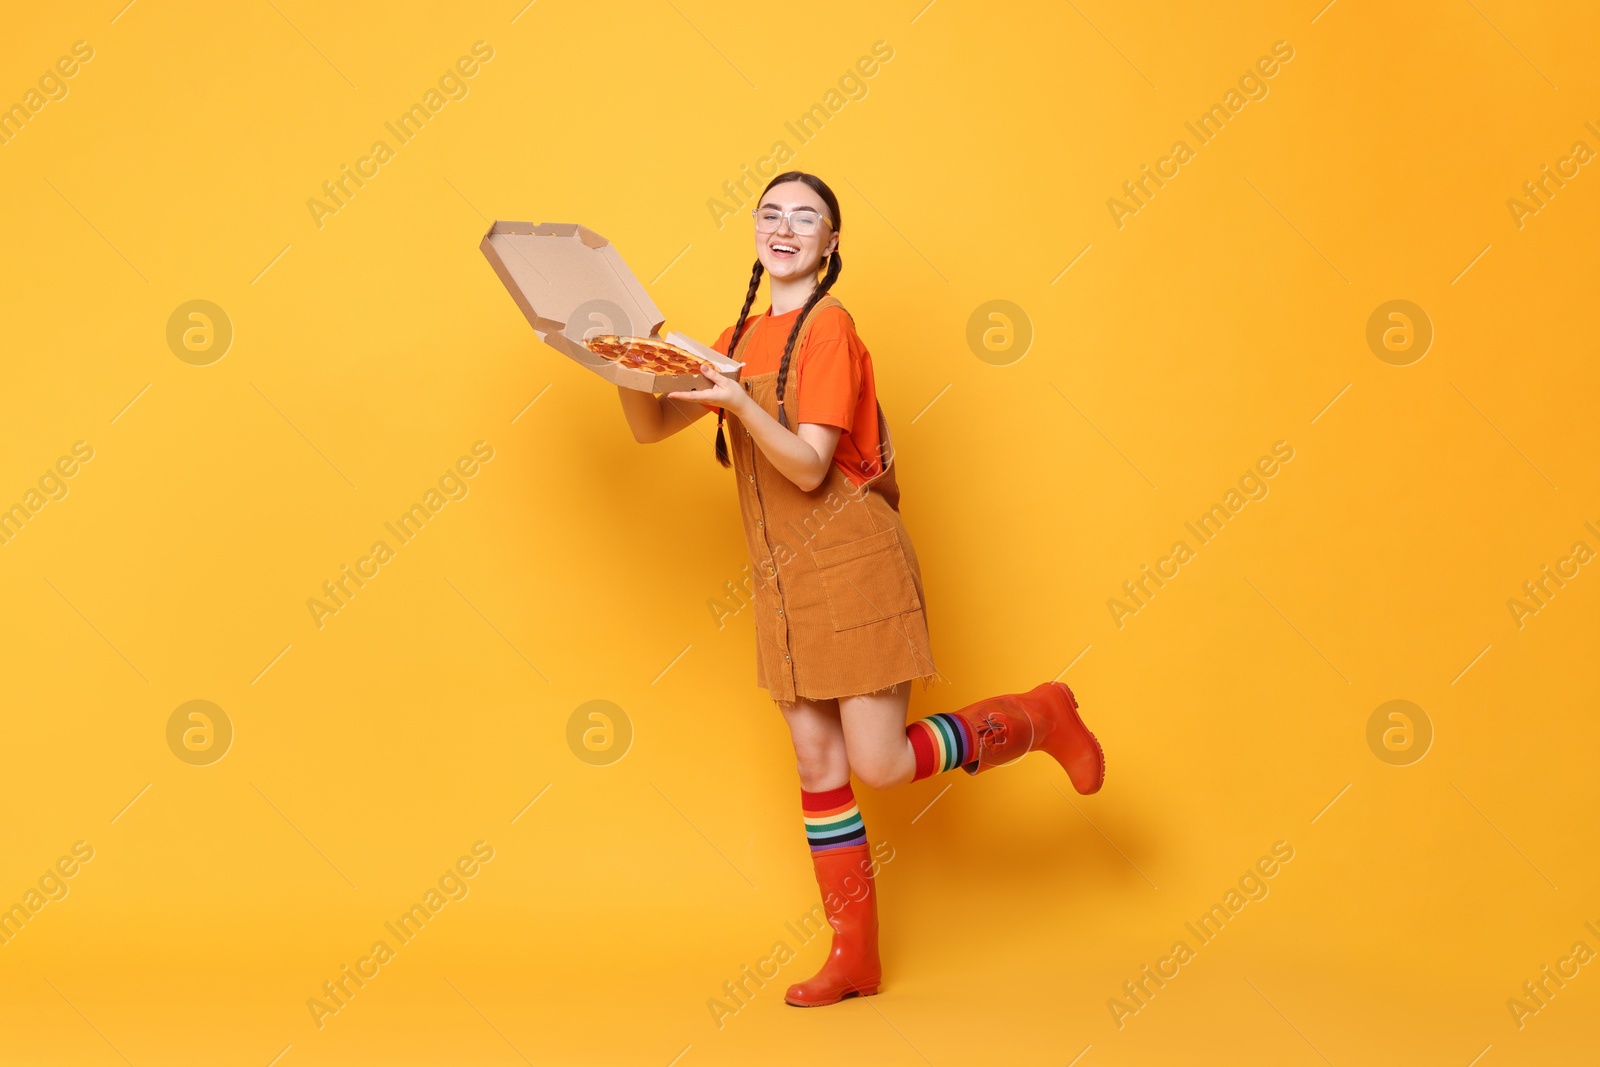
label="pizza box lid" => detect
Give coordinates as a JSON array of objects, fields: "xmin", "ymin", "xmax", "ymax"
[{"xmin": 479, "ymin": 221, "xmax": 742, "ymax": 392}]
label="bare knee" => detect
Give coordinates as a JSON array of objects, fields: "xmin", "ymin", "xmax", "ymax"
[
  {"xmin": 851, "ymin": 751, "xmax": 907, "ymax": 791},
  {"xmin": 837, "ymin": 683, "xmax": 914, "ymax": 791},
  {"xmin": 794, "ymin": 743, "xmax": 847, "ymax": 791}
]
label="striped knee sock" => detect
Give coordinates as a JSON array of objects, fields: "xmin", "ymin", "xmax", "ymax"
[
  {"xmin": 907, "ymin": 712, "xmax": 975, "ymax": 780},
  {"xmin": 801, "ymin": 784, "xmax": 867, "ymax": 853}
]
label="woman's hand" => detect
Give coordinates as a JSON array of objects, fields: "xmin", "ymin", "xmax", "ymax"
[
  {"xmin": 673, "ymin": 365, "xmax": 841, "ymax": 491},
  {"xmin": 666, "ymin": 364, "xmax": 751, "ymax": 417}
]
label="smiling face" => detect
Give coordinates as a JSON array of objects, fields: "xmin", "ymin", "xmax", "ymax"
[{"xmin": 754, "ymin": 180, "xmax": 839, "ymax": 283}]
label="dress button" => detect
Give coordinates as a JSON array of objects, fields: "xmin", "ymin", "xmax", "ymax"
[
  {"xmin": 784, "ymin": 654, "xmax": 790, "ymax": 661},
  {"xmin": 777, "ymin": 608, "xmax": 783, "ymax": 616},
  {"xmin": 747, "ymin": 474, "xmax": 754, "ymax": 482}
]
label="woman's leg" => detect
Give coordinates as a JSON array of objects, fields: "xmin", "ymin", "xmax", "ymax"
[
  {"xmin": 837, "ymin": 682, "xmax": 917, "ymax": 790},
  {"xmin": 840, "ymin": 681, "xmax": 979, "ymax": 790},
  {"xmin": 857, "ymin": 684, "xmax": 1107, "ymax": 793},
  {"xmin": 777, "ymin": 692, "xmax": 868, "ymax": 854},
  {"xmin": 776, "ymin": 693, "xmax": 849, "ymax": 791},
  {"xmin": 777, "ymin": 694, "xmax": 882, "ymax": 1006},
  {"xmin": 841, "ymin": 679, "xmax": 1103, "ymax": 793}
]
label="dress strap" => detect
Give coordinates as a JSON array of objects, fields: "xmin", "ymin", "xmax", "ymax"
[
  {"xmin": 772, "ymin": 292, "xmax": 844, "ymax": 429},
  {"xmin": 732, "ymin": 292, "xmax": 896, "ymax": 481},
  {"xmin": 788, "ymin": 295, "xmax": 895, "ymax": 480}
]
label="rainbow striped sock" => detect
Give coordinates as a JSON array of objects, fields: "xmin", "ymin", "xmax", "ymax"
[
  {"xmin": 907, "ymin": 712, "xmax": 974, "ymax": 780},
  {"xmin": 801, "ymin": 784, "xmax": 867, "ymax": 853}
]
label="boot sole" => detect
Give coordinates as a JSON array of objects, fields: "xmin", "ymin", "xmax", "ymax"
[
  {"xmin": 1047, "ymin": 682, "xmax": 1105, "ymax": 794},
  {"xmin": 785, "ymin": 986, "xmax": 881, "ymax": 1007}
]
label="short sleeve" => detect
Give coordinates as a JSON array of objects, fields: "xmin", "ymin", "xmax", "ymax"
[{"xmin": 794, "ymin": 308, "xmax": 861, "ymax": 431}]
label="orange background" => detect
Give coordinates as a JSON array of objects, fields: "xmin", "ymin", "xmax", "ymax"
[{"xmin": 1, "ymin": 1, "xmax": 1597, "ymax": 1064}]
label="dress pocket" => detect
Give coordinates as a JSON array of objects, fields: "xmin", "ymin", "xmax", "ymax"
[{"xmin": 810, "ymin": 527, "xmax": 922, "ymax": 631}]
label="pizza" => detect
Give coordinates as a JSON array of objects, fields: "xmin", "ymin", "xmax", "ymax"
[{"xmin": 580, "ymin": 335, "xmax": 713, "ymax": 377}]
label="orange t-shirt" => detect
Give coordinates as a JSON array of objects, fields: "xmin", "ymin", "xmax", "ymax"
[{"xmin": 703, "ymin": 303, "xmax": 884, "ymax": 488}]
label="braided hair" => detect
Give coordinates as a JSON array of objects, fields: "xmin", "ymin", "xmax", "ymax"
[
  {"xmin": 714, "ymin": 259, "xmax": 765, "ymax": 467},
  {"xmin": 714, "ymin": 171, "xmax": 844, "ymax": 467}
]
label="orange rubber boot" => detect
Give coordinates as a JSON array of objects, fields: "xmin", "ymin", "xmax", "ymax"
[
  {"xmin": 955, "ymin": 681, "xmax": 1105, "ymax": 793},
  {"xmin": 784, "ymin": 842, "xmax": 882, "ymax": 1006}
]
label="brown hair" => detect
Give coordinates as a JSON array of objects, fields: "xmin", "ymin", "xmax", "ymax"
[{"xmin": 714, "ymin": 171, "xmax": 843, "ymax": 466}]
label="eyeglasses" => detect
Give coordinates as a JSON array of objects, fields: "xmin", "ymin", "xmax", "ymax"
[{"xmin": 752, "ymin": 208, "xmax": 832, "ymax": 235}]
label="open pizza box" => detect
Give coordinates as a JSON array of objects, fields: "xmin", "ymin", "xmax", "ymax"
[{"xmin": 480, "ymin": 221, "xmax": 742, "ymax": 393}]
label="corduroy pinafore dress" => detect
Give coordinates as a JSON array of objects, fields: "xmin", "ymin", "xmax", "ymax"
[{"xmin": 723, "ymin": 293, "xmax": 938, "ymax": 704}]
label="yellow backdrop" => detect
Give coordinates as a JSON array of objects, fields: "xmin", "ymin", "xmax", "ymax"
[{"xmin": 2, "ymin": 1, "xmax": 1597, "ymax": 1064}]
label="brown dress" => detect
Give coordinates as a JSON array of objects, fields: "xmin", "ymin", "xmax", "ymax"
[{"xmin": 723, "ymin": 293, "xmax": 939, "ymax": 703}]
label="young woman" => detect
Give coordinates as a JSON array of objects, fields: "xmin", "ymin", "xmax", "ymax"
[{"xmin": 615, "ymin": 171, "xmax": 1105, "ymax": 1007}]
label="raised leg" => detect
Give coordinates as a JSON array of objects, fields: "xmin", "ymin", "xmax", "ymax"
[
  {"xmin": 839, "ymin": 679, "xmax": 1105, "ymax": 794},
  {"xmin": 837, "ymin": 681, "xmax": 917, "ymax": 789}
]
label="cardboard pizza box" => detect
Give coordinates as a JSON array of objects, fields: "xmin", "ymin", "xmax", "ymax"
[{"xmin": 479, "ymin": 221, "xmax": 741, "ymax": 393}]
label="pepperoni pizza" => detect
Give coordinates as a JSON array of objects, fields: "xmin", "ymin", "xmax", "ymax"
[{"xmin": 581, "ymin": 335, "xmax": 713, "ymax": 377}]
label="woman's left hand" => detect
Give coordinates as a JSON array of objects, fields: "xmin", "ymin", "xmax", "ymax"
[{"xmin": 666, "ymin": 364, "xmax": 749, "ymax": 415}]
